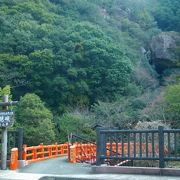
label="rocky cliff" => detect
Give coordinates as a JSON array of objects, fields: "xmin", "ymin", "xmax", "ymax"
[{"xmin": 150, "ymin": 31, "xmax": 180, "ymax": 73}]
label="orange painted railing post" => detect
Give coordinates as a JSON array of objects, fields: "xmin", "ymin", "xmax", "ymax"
[
  {"xmin": 64, "ymin": 143, "xmax": 68, "ymax": 155},
  {"xmin": 10, "ymin": 148, "xmax": 18, "ymax": 170},
  {"xmin": 40, "ymin": 143, "xmax": 44, "ymax": 159},
  {"xmin": 55, "ymin": 143, "xmax": 58, "ymax": 156},
  {"xmin": 33, "ymin": 147, "xmax": 37, "ymax": 160},
  {"xmin": 49, "ymin": 145, "xmax": 52, "ymax": 157},
  {"xmin": 22, "ymin": 144, "xmax": 27, "ymax": 160},
  {"xmin": 62, "ymin": 144, "xmax": 65, "ymax": 155},
  {"xmin": 70, "ymin": 144, "xmax": 77, "ymax": 163}
]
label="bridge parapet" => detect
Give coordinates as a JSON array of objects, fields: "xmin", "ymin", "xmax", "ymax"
[
  {"xmin": 69, "ymin": 142, "xmax": 96, "ymax": 164},
  {"xmin": 69, "ymin": 142, "xmax": 166, "ymax": 164},
  {"xmin": 10, "ymin": 143, "xmax": 69, "ymax": 170},
  {"xmin": 22, "ymin": 143, "xmax": 69, "ymax": 163}
]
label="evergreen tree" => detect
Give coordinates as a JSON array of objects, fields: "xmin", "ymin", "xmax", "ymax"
[{"xmin": 15, "ymin": 93, "xmax": 56, "ymax": 145}]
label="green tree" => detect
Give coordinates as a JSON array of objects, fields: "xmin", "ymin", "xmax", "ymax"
[
  {"xmin": 91, "ymin": 97, "xmax": 137, "ymax": 129},
  {"xmin": 165, "ymin": 84, "xmax": 180, "ymax": 128},
  {"xmin": 58, "ymin": 110, "xmax": 95, "ymax": 142},
  {"xmin": 0, "ymin": 85, "xmax": 11, "ymax": 100},
  {"xmin": 0, "ymin": 54, "xmax": 32, "ymax": 97},
  {"xmin": 153, "ymin": 0, "xmax": 180, "ymax": 31},
  {"xmin": 0, "ymin": 0, "xmax": 176, "ymax": 139},
  {"xmin": 15, "ymin": 93, "xmax": 56, "ymax": 145}
]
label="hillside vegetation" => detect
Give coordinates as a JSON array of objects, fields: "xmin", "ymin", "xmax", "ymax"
[{"xmin": 0, "ymin": 0, "xmax": 179, "ymax": 145}]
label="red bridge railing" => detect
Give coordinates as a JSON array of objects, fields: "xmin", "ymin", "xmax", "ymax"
[
  {"xmin": 10, "ymin": 143, "xmax": 69, "ymax": 170},
  {"xmin": 10, "ymin": 141, "xmax": 168, "ymax": 170},
  {"xmin": 69, "ymin": 142, "xmax": 96, "ymax": 163},
  {"xmin": 69, "ymin": 142, "xmax": 168, "ymax": 164},
  {"xmin": 22, "ymin": 143, "xmax": 68, "ymax": 163}
]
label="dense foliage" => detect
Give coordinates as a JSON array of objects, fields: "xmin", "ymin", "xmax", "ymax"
[
  {"xmin": 15, "ymin": 93, "xmax": 56, "ymax": 145},
  {"xmin": 153, "ymin": 0, "xmax": 180, "ymax": 31},
  {"xmin": 0, "ymin": 0, "xmax": 136, "ymax": 110},
  {"xmin": 165, "ymin": 84, "xmax": 180, "ymax": 128},
  {"xmin": 0, "ymin": 0, "xmax": 179, "ymax": 144}
]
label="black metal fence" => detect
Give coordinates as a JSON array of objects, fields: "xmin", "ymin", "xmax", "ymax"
[
  {"xmin": 96, "ymin": 126, "xmax": 180, "ymax": 168},
  {"xmin": 0, "ymin": 128, "xmax": 23, "ymax": 160},
  {"xmin": 70, "ymin": 134, "xmax": 95, "ymax": 145}
]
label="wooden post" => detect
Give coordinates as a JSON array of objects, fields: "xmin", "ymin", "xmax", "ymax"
[
  {"xmin": 40, "ymin": 143, "xmax": 44, "ymax": 159},
  {"xmin": 1, "ymin": 95, "xmax": 8, "ymax": 170},
  {"xmin": 22, "ymin": 144, "xmax": 27, "ymax": 160},
  {"xmin": 69, "ymin": 144, "xmax": 77, "ymax": 163},
  {"xmin": 49, "ymin": 145, "xmax": 52, "ymax": 157},
  {"xmin": 10, "ymin": 148, "xmax": 18, "ymax": 170},
  {"xmin": 55, "ymin": 143, "xmax": 58, "ymax": 156}
]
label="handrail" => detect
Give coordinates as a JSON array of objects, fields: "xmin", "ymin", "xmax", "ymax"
[
  {"xmin": 69, "ymin": 142, "xmax": 96, "ymax": 164},
  {"xmin": 72, "ymin": 134, "xmax": 123, "ymax": 157},
  {"xmin": 71, "ymin": 134, "xmax": 95, "ymax": 144},
  {"xmin": 69, "ymin": 142, "xmax": 168, "ymax": 164},
  {"xmin": 23, "ymin": 143, "xmax": 69, "ymax": 163}
]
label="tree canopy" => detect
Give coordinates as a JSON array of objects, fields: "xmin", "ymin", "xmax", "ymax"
[
  {"xmin": 0, "ymin": 0, "xmax": 179, "ymax": 144},
  {"xmin": 15, "ymin": 93, "xmax": 56, "ymax": 145}
]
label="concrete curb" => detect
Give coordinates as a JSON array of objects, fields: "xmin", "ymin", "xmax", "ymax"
[
  {"xmin": 0, "ymin": 160, "xmax": 28, "ymax": 169},
  {"xmin": 18, "ymin": 160, "xmax": 28, "ymax": 169},
  {"xmin": 92, "ymin": 166, "xmax": 180, "ymax": 176}
]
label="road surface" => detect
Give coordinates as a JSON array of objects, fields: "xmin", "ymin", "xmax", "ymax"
[{"xmin": 0, "ymin": 157, "xmax": 179, "ymax": 180}]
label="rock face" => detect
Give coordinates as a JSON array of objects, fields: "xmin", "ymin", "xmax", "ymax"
[{"xmin": 150, "ymin": 31, "xmax": 180, "ymax": 73}]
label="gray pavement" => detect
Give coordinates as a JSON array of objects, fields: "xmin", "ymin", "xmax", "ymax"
[
  {"xmin": 0, "ymin": 171, "xmax": 180, "ymax": 180},
  {"xmin": 18, "ymin": 157, "xmax": 92, "ymax": 175},
  {"xmin": 0, "ymin": 157, "xmax": 179, "ymax": 180}
]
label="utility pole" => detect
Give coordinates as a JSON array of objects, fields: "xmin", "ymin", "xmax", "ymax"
[{"xmin": 1, "ymin": 95, "xmax": 8, "ymax": 170}]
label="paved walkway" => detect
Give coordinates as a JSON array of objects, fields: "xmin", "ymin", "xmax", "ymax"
[
  {"xmin": 0, "ymin": 157, "xmax": 179, "ymax": 180},
  {"xmin": 18, "ymin": 157, "xmax": 91, "ymax": 175}
]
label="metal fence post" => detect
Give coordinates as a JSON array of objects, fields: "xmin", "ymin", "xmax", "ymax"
[
  {"xmin": 96, "ymin": 127, "xmax": 105, "ymax": 166},
  {"xmin": 158, "ymin": 126, "xmax": 165, "ymax": 168},
  {"xmin": 17, "ymin": 128, "xmax": 23, "ymax": 160},
  {"xmin": 68, "ymin": 143, "xmax": 71, "ymax": 161}
]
